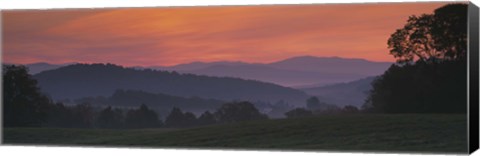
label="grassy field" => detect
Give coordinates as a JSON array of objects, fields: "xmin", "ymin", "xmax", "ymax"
[{"xmin": 3, "ymin": 114, "xmax": 467, "ymax": 154}]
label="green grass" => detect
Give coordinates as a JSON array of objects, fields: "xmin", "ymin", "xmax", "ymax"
[{"xmin": 3, "ymin": 114, "xmax": 467, "ymax": 154}]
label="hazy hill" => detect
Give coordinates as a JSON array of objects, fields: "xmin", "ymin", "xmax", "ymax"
[
  {"xmin": 268, "ymin": 56, "xmax": 391, "ymax": 75},
  {"xmin": 154, "ymin": 56, "xmax": 391, "ymax": 87},
  {"xmin": 301, "ymin": 76, "xmax": 377, "ymax": 107},
  {"xmin": 155, "ymin": 61, "xmax": 249, "ymax": 71},
  {"xmin": 25, "ymin": 62, "xmax": 71, "ymax": 74},
  {"xmin": 75, "ymin": 89, "xmax": 225, "ymax": 115},
  {"xmin": 33, "ymin": 63, "xmax": 309, "ymax": 105},
  {"xmin": 26, "ymin": 56, "xmax": 391, "ymax": 87},
  {"xmin": 180, "ymin": 64, "xmax": 365, "ymax": 87}
]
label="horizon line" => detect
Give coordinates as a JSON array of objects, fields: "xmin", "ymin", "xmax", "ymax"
[{"xmin": 3, "ymin": 55, "xmax": 395, "ymax": 67}]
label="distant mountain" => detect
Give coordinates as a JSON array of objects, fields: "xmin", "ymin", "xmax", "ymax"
[
  {"xmin": 34, "ymin": 63, "xmax": 309, "ymax": 106},
  {"xmin": 154, "ymin": 61, "xmax": 250, "ymax": 71},
  {"xmin": 153, "ymin": 56, "xmax": 391, "ymax": 87},
  {"xmin": 301, "ymin": 76, "xmax": 378, "ymax": 107},
  {"xmin": 24, "ymin": 62, "xmax": 70, "ymax": 74},
  {"xmin": 26, "ymin": 56, "xmax": 391, "ymax": 87},
  {"xmin": 182, "ymin": 64, "xmax": 364, "ymax": 87},
  {"xmin": 268, "ymin": 56, "xmax": 391, "ymax": 76}
]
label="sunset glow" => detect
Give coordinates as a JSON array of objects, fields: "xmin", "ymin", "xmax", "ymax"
[{"xmin": 2, "ymin": 2, "xmax": 448, "ymax": 66}]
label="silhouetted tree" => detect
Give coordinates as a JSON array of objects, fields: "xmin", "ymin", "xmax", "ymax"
[
  {"xmin": 214, "ymin": 101, "xmax": 268, "ymax": 123},
  {"xmin": 165, "ymin": 107, "xmax": 184, "ymax": 127},
  {"xmin": 125, "ymin": 104, "xmax": 162, "ymax": 128},
  {"xmin": 96, "ymin": 106, "xmax": 125, "ymax": 128},
  {"xmin": 387, "ymin": 4, "xmax": 467, "ymax": 64},
  {"xmin": 197, "ymin": 111, "xmax": 216, "ymax": 125},
  {"xmin": 284, "ymin": 108, "xmax": 313, "ymax": 118},
  {"xmin": 164, "ymin": 107, "xmax": 198, "ymax": 127},
  {"xmin": 45, "ymin": 102, "xmax": 76, "ymax": 128},
  {"xmin": 364, "ymin": 60, "xmax": 466, "ymax": 113},
  {"xmin": 71, "ymin": 103, "xmax": 96, "ymax": 128},
  {"xmin": 365, "ymin": 4, "xmax": 467, "ymax": 114},
  {"xmin": 3, "ymin": 65, "xmax": 52, "ymax": 127},
  {"xmin": 306, "ymin": 96, "xmax": 329, "ymax": 111},
  {"xmin": 183, "ymin": 112, "xmax": 197, "ymax": 126}
]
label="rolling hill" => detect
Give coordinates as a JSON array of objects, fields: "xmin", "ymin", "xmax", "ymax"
[
  {"xmin": 75, "ymin": 89, "xmax": 226, "ymax": 115},
  {"xmin": 301, "ymin": 76, "xmax": 377, "ymax": 107},
  {"xmin": 26, "ymin": 56, "xmax": 391, "ymax": 87},
  {"xmin": 33, "ymin": 63, "xmax": 309, "ymax": 106},
  {"xmin": 155, "ymin": 56, "xmax": 391, "ymax": 87}
]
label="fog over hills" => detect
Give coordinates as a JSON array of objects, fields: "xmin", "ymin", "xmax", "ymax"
[
  {"xmin": 301, "ymin": 76, "xmax": 377, "ymax": 107},
  {"xmin": 154, "ymin": 56, "xmax": 392, "ymax": 87},
  {"xmin": 33, "ymin": 63, "xmax": 309, "ymax": 106},
  {"xmin": 26, "ymin": 56, "xmax": 391, "ymax": 87}
]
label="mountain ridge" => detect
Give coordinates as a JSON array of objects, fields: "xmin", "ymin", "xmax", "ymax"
[{"xmin": 33, "ymin": 63, "xmax": 309, "ymax": 106}]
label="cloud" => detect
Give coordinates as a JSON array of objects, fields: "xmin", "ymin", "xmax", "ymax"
[{"xmin": 2, "ymin": 2, "xmax": 448, "ymax": 66}]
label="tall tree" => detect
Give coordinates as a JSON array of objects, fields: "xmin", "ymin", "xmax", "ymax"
[
  {"xmin": 96, "ymin": 106, "xmax": 125, "ymax": 128},
  {"xmin": 387, "ymin": 4, "xmax": 467, "ymax": 64},
  {"xmin": 165, "ymin": 107, "xmax": 185, "ymax": 127},
  {"xmin": 125, "ymin": 104, "xmax": 162, "ymax": 128},
  {"xmin": 3, "ymin": 65, "xmax": 52, "ymax": 127},
  {"xmin": 365, "ymin": 4, "xmax": 467, "ymax": 113},
  {"xmin": 306, "ymin": 96, "xmax": 329, "ymax": 111},
  {"xmin": 197, "ymin": 111, "xmax": 216, "ymax": 125}
]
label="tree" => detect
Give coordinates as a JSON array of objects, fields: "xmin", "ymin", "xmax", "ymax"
[
  {"xmin": 96, "ymin": 106, "xmax": 125, "ymax": 128},
  {"xmin": 125, "ymin": 104, "xmax": 162, "ymax": 128},
  {"xmin": 183, "ymin": 112, "xmax": 198, "ymax": 126},
  {"xmin": 387, "ymin": 4, "xmax": 467, "ymax": 64},
  {"xmin": 71, "ymin": 103, "xmax": 96, "ymax": 128},
  {"xmin": 364, "ymin": 61, "xmax": 466, "ymax": 113},
  {"xmin": 365, "ymin": 4, "xmax": 468, "ymax": 114},
  {"xmin": 164, "ymin": 107, "xmax": 197, "ymax": 127},
  {"xmin": 45, "ymin": 102, "xmax": 76, "ymax": 128},
  {"xmin": 3, "ymin": 65, "xmax": 52, "ymax": 127},
  {"xmin": 165, "ymin": 107, "xmax": 184, "ymax": 127},
  {"xmin": 284, "ymin": 108, "xmax": 313, "ymax": 118},
  {"xmin": 214, "ymin": 101, "xmax": 268, "ymax": 123},
  {"xmin": 197, "ymin": 111, "xmax": 216, "ymax": 125},
  {"xmin": 306, "ymin": 96, "xmax": 329, "ymax": 111}
]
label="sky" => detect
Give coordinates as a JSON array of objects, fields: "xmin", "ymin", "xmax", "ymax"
[{"xmin": 2, "ymin": 2, "xmax": 449, "ymax": 66}]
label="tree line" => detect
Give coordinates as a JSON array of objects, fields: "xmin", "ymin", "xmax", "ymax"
[
  {"xmin": 363, "ymin": 4, "xmax": 467, "ymax": 113},
  {"xmin": 284, "ymin": 96, "xmax": 361, "ymax": 118},
  {"xmin": 3, "ymin": 65, "xmax": 268, "ymax": 128}
]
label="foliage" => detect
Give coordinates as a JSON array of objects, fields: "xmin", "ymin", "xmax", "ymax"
[
  {"xmin": 197, "ymin": 111, "xmax": 216, "ymax": 126},
  {"xmin": 366, "ymin": 4, "xmax": 468, "ymax": 113},
  {"xmin": 364, "ymin": 60, "xmax": 466, "ymax": 113},
  {"xmin": 306, "ymin": 96, "xmax": 321, "ymax": 110},
  {"xmin": 96, "ymin": 106, "xmax": 125, "ymax": 129},
  {"xmin": 3, "ymin": 65, "xmax": 52, "ymax": 127},
  {"xmin": 164, "ymin": 107, "xmax": 197, "ymax": 127},
  {"xmin": 125, "ymin": 104, "xmax": 162, "ymax": 128},
  {"xmin": 387, "ymin": 4, "xmax": 467, "ymax": 64},
  {"xmin": 214, "ymin": 101, "xmax": 268, "ymax": 123}
]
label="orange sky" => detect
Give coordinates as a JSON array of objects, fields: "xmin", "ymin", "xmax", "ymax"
[{"xmin": 2, "ymin": 2, "xmax": 450, "ymax": 66}]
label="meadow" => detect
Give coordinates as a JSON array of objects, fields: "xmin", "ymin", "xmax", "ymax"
[{"xmin": 3, "ymin": 114, "xmax": 467, "ymax": 154}]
